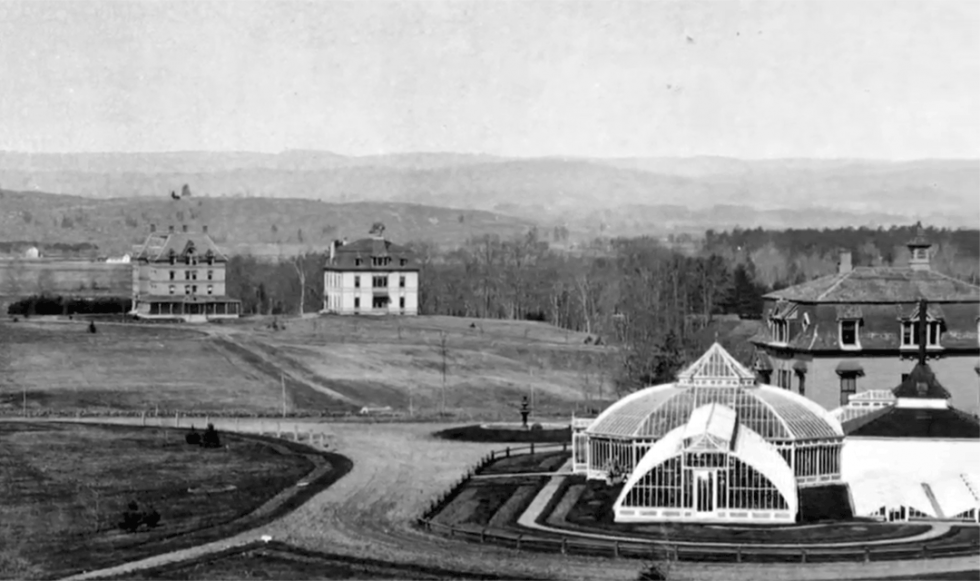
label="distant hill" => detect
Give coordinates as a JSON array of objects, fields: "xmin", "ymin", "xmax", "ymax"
[
  {"xmin": 1, "ymin": 151, "xmax": 976, "ymax": 239},
  {"xmin": 0, "ymin": 190, "xmax": 536, "ymax": 256}
]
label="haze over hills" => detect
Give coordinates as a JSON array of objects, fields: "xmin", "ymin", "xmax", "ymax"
[{"xmin": 0, "ymin": 152, "xmax": 977, "ymax": 244}]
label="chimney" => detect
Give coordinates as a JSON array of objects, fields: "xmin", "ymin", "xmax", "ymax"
[
  {"xmin": 169, "ymin": 225, "xmax": 175, "ymax": 234},
  {"xmin": 150, "ymin": 223, "xmax": 156, "ymax": 233},
  {"xmin": 838, "ymin": 251, "xmax": 853, "ymax": 274},
  {"xmin": 203, "ymin": 225, "xmax": 208, "ymax": 234},
  {"xmin": 182, "ymin": 224, "xmax": 189, "ymax": 233}
]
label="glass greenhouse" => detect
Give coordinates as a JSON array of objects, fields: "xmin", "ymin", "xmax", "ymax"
[{"xmin": 571, "ymin": 343, "xmax": 845, "ymax": 524}]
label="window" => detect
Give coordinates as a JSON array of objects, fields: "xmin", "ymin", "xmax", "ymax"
[
  {"xmin": 399, "ymin": 296, "xmax": 405, "ymax": 309},
  {"xmin": 757, "ymin": 371, "xmax": 772, "ymax": 385},
  {"xmin": 355, "ymin": 258, "xmax": 362, "ymax": 266},
  {"xmin": 169, "ymin": 271, "xmax": 175, "ymax": 280},
  {"xmin": 185, "ymin": 256, "xmax": 191, "ymax": 265},
  {"xmin": 399, "ymin": 275, "xmax": 405, "ymax": 288},
  {"xmin": 169, "ymin": 285, "xmax": 175, "ymax": 295},
  {"xmin": 207, "ymin": 285, "xmax": 213, "ymax": 295},
  {"xmin": 839, "ymin": 375, "xmax": 858, "ymax": 406},
  {"xmin": 901, "ymin": 373, "xmax": 910, "ymax": 383},
  {"xmin": 354, "ymin": 276, "xmax": 360, "ymax": 288},
  {"xmin": 372, "ymin": 275, "xmax": 388, "ymax": 288},
  {"xmin": 400, "ymin": 258, "xmax": 407, "ymax": 266},
  {"xmin": 207, "ymin": 270, "xmax": 213, "ymax": 281},
  {"xmin": 840, "ymin": 320, "xmax": 859, "ymax": 348},
  {"xmin": 771, "ymin": 320, "xmax": 789, "ymax": 343},
  {"xmin": 185, "ymin": 285, "xmax": 191, "ymax": 295},
  {"xmin": 776, "ymin": 369, "xmax": 792, "ymax": 389},
  {"xmin": 192, "ymin": 285, "xmax": 198, "ymax": 294},
  {"xmin": 901, "ymin": 321, "xmax": 942, "ymax": 347},
  {"xmin": 191, "ymin": 271, "xmax": 198, "ymax": 281},
  {"xmin": 169, "ymin": 254, "xmax": 176, "ymax": 265},
  {"xmin": 354, "ymin": 297, "xmax": 360, "ymax": 309},
  {"xmin": 372, "ymin": 256, "xmax": 391, "ymax": 267},
  {"xmin": 802, "ymin": 312, "xmax": 811, "ymax": 331},
  {"xmin": 185, "ymin": 270, "xmax": 191, "ymax": 280},
  {"xmin": 372, "ymin": 296, "xmax": 387, "ymax": 309}
]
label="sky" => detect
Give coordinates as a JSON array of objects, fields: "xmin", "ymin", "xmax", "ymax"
[{"xmin": 0, "ymin": 0, "xmax": 977, "ymax": 158}]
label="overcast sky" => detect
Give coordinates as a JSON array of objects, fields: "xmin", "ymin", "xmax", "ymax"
[{"xmin": 0, "ymin": 0, "xmax": 977, "ymax": 158}]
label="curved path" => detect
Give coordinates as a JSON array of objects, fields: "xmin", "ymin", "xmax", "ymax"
[
  {"xmin": 38, "ymin": 417, "xmax": 979, "ymax": 581},
  {"xmin": 516, "ymin": 460, "xmax": 955, "ymax": 548}
]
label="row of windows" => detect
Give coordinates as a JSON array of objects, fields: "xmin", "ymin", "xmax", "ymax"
[
  {"xmin": 771, "ymin": 318, "xmax": 945, "ymax": 348},
  {"xmin": 168, "ymin": 284, "xmax": 214, "ymax": 296},
  {"xmin": 353, "ymin": 275, "xmax": 405, "ymax": 288},
  {"xmin": 352, "ymin": 296, "xmax": 406, "ymax": 309},
  {"xmin": 353, "ymin": 257, "xmax": 408, "ymax": 267},
  {"xmin": 169, "ymin": 270, "xmax": 215, "ymax": 281},
  {"xmin": 168, "ymin": 254, "xmax": 214, "ymax": 266}
]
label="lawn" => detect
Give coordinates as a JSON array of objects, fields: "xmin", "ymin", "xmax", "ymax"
[
  {"xmin": 104, "ymin": 541, "xmax": 529, "ymax": 580},
  {"xmin": 226, "ymin": 315, "xmax": 618, "ymax": 419},
  {"xmin": 433, "ymin": 476, "xmax": 548, "ymax": 529},
  {"xmin": 433, "ymin": 424, "xmax": 572, "ymax": 444},
  {"xmin": 0, "ymin": 321, "xmax": 346, "ymax": 415},
  {"xmin": 0, "ymin": 422, "xmax": 323, "ymax": 580},
  {"xmin": 477, "ymin": 451, "xmax": 571, "ymax": 475},
  {"xmin": 545, "ymin": 478, "xmax": 933, "ymax": 545}
]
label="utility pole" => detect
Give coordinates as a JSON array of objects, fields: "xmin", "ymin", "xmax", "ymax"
[
  {"xmin": 281, "ymin": 371, "xmax": 286, "ymax": 418},
  {"xmin": 440, "ymin": 331, "xmax": 448, "ymax": 416}
]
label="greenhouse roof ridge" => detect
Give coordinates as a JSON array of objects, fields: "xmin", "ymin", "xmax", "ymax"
[{"xmin": 676, "ymin": 342, "xmax": 757, "ymax": 388}]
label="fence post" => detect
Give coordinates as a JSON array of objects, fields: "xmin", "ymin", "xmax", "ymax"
[
  {"xmin": 563, "ymin": 441, "xmax": 567, "ymax": 452},
  {"xmin": 561, "ymin": 537, "xmax": 567, "ymax": 555},
  {"xmin": 920, "ymin": 544, "xmax": 928, "ymax": 559},
  {"xmin": 175, "ymin": 411, "xmax": 179, "ymax": 428},
  {"xmin": 515, "ymin": 535, "xmax": 522, "ymax": 552},
  {"xmin": 864, "ymin": 546, "xmax": 871, "ymax": 563},
  {"xmin": 736, "ymin": 545, "xmax": 742, "ymax": 563},
  {"xmin": 491, "ymin": 450, "xmax": 495, "ymax": 460},
  {"xmin": 800, "ymin": 549, "xmax": 807, "ymax": 563},
  {"xmin": 614, "ymin": 541, "xmax": 620, "ymax": 558},
  {"xmin": 481, "ymin": 529, "xmax": 487, "ymax": 543},
  {"xmin": 672, "ymin": 544, "xmax": 678, "ymax": 561},
  {"xmin": 506, "ymin": 447, "xmax": 510, "ymax": 458},
  {"xmin": 141, "ymin": 411, "xmax": 146, "ymax": 427},
  {"xmin": 531, "ymin": 443, "xmax": 535, "ymax": 454}
]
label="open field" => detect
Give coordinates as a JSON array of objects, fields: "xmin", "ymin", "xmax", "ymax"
[
  {"xmin": 0, "ymin": 422, "xmax": 328, "ymax": 580},
  {"xmin": 1, "ymin": 315, "xmax": 615, "ymax": 419},
  {"xmin": 0, "ymin": 321, "xmax": 347, "ymax": 415},
  {"xmin": 111, "ymin": 542, "xmax": 523, "ymax": 580},
  {"xmin": 221, "ymin": 315, "xmax": 618, "ymax": 418}
]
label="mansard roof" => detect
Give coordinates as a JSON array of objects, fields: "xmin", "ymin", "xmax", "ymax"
[
  {"xmin": 134, "ymin": 230, "xmax": 227, "ymax": 263},
  {"xmin": 764, "ymin": 267, "xmax": 980, "ymax": 304},
  {"xmin": 326, "ymin": 237, "xmax": 418, "ymax": 271}
]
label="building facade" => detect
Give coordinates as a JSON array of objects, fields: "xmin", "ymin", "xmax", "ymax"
[
  {"xmin": 131, "ymin": 224, "xmax": 241, "ymax": 322},
  {"xmin": 751, "ymin": 226, "xmax": 980, "ymax": 415},
  {"xmin": 322, "ymin": 230, "xmax": 419, "ymax": 316}
]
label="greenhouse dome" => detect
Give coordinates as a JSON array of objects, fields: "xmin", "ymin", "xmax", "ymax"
[{"xmin": 571, "ymin": 343, "xmax": 845, "ymax": 489}]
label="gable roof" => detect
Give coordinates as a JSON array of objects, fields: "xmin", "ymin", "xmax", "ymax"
[
  {"xmin": 765, "ymin": 267, "xmax": 980, "ymax": 303},
  {"xmin": 892, "ymin": 363, "xmax": 951, "ymax": 400},
  {"xmin": 675, "ymin": 342, "xmax": 757, "ymax": 388},
  {"xmin": 133, "ymin": 231, "xmax": 227, "ymax": 263}
]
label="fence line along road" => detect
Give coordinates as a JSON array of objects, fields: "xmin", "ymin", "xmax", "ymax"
[{"xmin": 416, "ymin": 444, "xmax": 980, "ymax": 564}]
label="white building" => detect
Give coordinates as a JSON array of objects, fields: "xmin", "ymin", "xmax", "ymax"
[
  {"xmin": 321, "ymin": 229, "xmax": 419, "ymax": 316},
  {"xmin": 573, "ymin": 343, "xmax": 845, "ymax": 524},
  {"xmin": 835, "ymin": 361, "xmax": 980, "ymax": 522}
]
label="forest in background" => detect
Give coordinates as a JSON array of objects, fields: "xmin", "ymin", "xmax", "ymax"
[{"xmin": 224, "ymin": 224, "xmax": 978, "ymax": 391}]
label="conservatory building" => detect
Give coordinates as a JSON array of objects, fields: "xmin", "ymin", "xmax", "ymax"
[{"xmin": 572, "ymin": 343, "xmax": 845, "ymax": 524}]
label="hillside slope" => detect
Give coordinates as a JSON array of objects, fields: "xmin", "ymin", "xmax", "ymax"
[{"xmin": 0, "ymin": 190, "xmax": 536, "ymax": 256}]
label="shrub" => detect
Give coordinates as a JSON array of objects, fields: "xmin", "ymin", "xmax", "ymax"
[
  {"xmin": 141, "ymin": 507, "xmax": 161, "ymax": 528},
  {"xmin": 88, "ymin": 320, "xmax": 97, "ymax": 334},
  {"xmin": 118, "ymin": 500, "xmax": 162, "ymax": 533},
  {"xmin": 185, "ymin": 426, "xmax": 201, "ymax": 446},
  {"xmin": 530, "ymin": 423, "xmax": 543, "ymax": 431},
  {"xmin": 201, "ymin": 423, "xmax": 221, "ymax": 448}
]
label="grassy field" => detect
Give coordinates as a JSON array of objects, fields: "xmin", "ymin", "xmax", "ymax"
[
  {"xmin": 0, "ymin": 422, "xmax": 320, "ymax": 580},
  {"xmin": 0, "ymin": 321, "xmax": 349, "ymax": 415},
  {"xmin": 112, "ymin": 542, "xmax": 523, "ymax": 580},
  {"xmin": 222, "ymin": 315, "xmax": 618, "ymax": 419}
]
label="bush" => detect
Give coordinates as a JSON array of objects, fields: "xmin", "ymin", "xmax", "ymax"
[
  {"xmin": 530, "ymin": 423, "xmax": 543, "ymax": 431},
  {"xmin": 201, "ymin": 423, "xmax": 221, "ymax": 448},
  {"xmin": 185, "ymin": 426, "xmax": 201, "ymax": 446},
  {"xmin": 118, "ymin": 500, "xmax": 162, "ymax": 533}
]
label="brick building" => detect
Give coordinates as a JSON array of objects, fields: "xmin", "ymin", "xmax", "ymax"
[{"xmin": 750, "ymin": 225, "xmax": 980, "ymax": 414}]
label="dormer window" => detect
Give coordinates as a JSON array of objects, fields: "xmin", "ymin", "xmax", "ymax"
[
  {"xmin": 169, "ymin": 250, "xmax": 176, "ymax": 265},
  {"xmin": 400, "ymin": 258, "xmax": 407, "ymax": 266},
  {"xmin": 771, "ymin": 320, "xmax": 789, "ymax": 343},
  {"xmin": 355, "ymin": 258, "xmax": 362, "ymax": 267},
  {"xmin": 900, "ymin": 321, "xmax": 942, "ymax": 347},
  {"xmin": 839, "ymin": 320, "xmax": 860, "ymax": 349}
]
